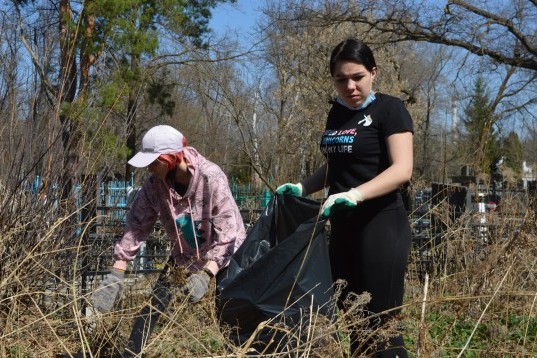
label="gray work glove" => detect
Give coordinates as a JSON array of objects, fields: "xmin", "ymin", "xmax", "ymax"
[
  {"xmin": 91, "ymin": 268, "xmax": 125, "ymax": 313},
  {"xmin": 180, "ymin": 270, "xmax": 211, "ymax": 303},
  {"xmin": 275, "ymin": 183, "xmax": 303, "ymax": 196}
]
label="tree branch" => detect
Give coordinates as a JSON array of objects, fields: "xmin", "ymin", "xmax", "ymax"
[
  {"xmin": 15, "ymin": 6, "xmax": 57, "ymax": 100},
  {"xmin": 449, "ymin": 0, "xmax": 536, "ymax": 56},
  {"xmin": 319, "ymin": 1, "xmax": 537, "ymax": 71}
]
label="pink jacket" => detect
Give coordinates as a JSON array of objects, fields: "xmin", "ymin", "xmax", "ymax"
[{"xmin": 114, "ymin": 147, "xmax": 246, "ymax": 274}]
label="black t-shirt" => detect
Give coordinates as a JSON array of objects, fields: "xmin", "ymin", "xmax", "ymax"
[{"xmin": 320, "ymin": 93, "xmax": 413, "ymax": 207}]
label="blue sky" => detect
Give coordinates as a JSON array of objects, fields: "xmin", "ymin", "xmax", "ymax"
[{"xmin": 209, "ymin": 1, "xmax": 263, "ymax": 38}]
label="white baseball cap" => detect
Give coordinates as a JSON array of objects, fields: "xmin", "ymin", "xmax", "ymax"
[{"xmin": 128, "ymin": 125, "xmax": 184, "ymax": 168}]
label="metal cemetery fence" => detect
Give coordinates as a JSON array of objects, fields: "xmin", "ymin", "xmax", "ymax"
[
  {"xmin": 82, "ymin": 180, "xmax": 533, "ymax": 277},
  {"xmin": 80, "ymin": 179, "xmax": 272, "ymax": 296},
  {"xmin": 30, "ymin": 174, "xmax": 532, "ymax": 309},
  {"xmin": 407, "ymin": 184, "xmax": 533, "ymax": 280}
]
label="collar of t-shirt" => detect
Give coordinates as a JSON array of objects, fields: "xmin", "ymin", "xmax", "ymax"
[{"xmin": 336, "ymin": 92, "xmax": 376, "ymax": 111}]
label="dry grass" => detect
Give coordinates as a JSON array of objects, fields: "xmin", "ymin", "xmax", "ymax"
[
  {"xmin": 1, "ymin": 181, "xmax": 536, "ymax": 357},
  {"xmin": 403, "ymin": 190, "xmax": 537, "ymax": 357}
]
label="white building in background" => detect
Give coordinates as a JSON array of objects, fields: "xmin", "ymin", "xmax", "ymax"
[
  {"xmin": 521, "ymin": 161, "xmax": 536, "ymax": 190},
  {"xmin": 495, "ymin": 158, "xmax": 536, "ymax": 190}
]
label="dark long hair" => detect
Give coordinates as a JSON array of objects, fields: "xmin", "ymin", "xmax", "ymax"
[{"xmin": 329, "ymin": 39, "xmax": 376, "ymax": 75}]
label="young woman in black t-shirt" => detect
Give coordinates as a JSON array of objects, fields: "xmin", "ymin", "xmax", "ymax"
[{"xmin": 277, "ymin": 38, "xmax": 413, "ymax": 357}]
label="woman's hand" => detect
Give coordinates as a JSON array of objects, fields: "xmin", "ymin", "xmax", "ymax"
[
  {"xmin": 275, "ymin": 183, "xmax": 303, "ymax": 196},
  {"xmin": 321, "ymin": 188, "xmax": 363, "ymax": 218},
  {"xmin": 91, "ymin": 268, "xmax": 125, "ymax": 313},
  {"xmin": 180, "ymin": 270, "xmax": 211, "ymax": 302}
]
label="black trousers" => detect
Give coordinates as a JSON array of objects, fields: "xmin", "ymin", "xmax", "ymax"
[{"xmin": 329, "ymin": 202, "xmax": 412, "ymax": 358}]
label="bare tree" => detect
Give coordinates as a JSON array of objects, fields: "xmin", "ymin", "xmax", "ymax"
[
  {"xmin": 398, "ymin": 44, "xmax": 453, "ymax": 179},
  {"xmin": 297, "ymin": 0, "xmax": 537, "ymax": 72},
  {"xmin": 186, "ymin": 53, "xmax": 270, "ymax": 185}
]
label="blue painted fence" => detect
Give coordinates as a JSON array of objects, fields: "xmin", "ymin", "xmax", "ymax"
[{"xmin": 32, "ymin": 175, "xmax": 272, "ymax": 227}]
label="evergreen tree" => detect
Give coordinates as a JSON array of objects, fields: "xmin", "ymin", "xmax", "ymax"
[
  {"xmin": 502, "ymin": 131, "xmax": 524, "ymax": 179},
  {"xmin": 14, "ymin": 0, "xmax": 235, "ymax": 185},
  {"xmin": 462, "ymin": 76, "xmax": 500, "ymax": 177},
  {"xmin": 84, "ymin": 0, "xmax": 236, "ymax": 179}
]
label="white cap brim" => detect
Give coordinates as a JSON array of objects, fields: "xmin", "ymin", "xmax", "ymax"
[{"xmin": 128, "ymin": 152, "xmax": 160, "ymax": 168}]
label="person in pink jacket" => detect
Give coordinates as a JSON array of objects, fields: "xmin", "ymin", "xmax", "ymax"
[{"xmin": 91, "ymin": 124, "xmax": 245, "ymax": 355}]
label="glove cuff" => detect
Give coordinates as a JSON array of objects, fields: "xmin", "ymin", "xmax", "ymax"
[
  {"xmin": 348, "ymin": 188, "xmax": 364, "ymax": 204},
  {"xmin": 110, "ymin": 267, "xmax": 126, "ymax": 279},
  {"xmin": 201, "ymin": 267, "xmax": 215, "ymax": 278}
]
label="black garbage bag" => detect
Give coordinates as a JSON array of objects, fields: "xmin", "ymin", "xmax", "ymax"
[{"xmin": 217, "ymin": 194, "xmax": 335, "ymax": 352}]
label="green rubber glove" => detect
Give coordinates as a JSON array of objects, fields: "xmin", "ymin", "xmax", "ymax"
[
  {"xmin": 275, "ymin": 183, "xmax": 303, "ymax": 196},
  {"xmin": 91, "ymin": 268, "xmax": 125, "ymax": 313},
  {"xmin": 321, "ymin": 188, "xmax": 364, "ymax": 218},
  {"xmin": 180, "ymin": 270, "xmax": 211, "ymax": 303}
]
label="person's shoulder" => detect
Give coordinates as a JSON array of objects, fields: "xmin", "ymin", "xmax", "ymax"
[
  {"xmin": 142, "ymin": 174, "xmax": 168, "ymax": 195},
  {"xmin": 183, "ymin": 146, "xmax": 201, "ymax": 160},
  {"xmin": 327, "ymin": 100, "xmax": 342, "ymax": 113},
  {"xmin": 327, "ymin": 100, "xmax": 355, "ymax": 121},
  {"xmin": 133, "ymin": 174, "xmax": 165, "ymax": 207},
  {"xmin": 189, "ymin": 149, "xmax": 222, "ymax": 172},
  {"xmin": 185, "ymin": 146, "xmax": 215, "ymax": 170},
  {"xmin": 189, "ymin": 149, "xmax": 227, "ymax": 182},
  {"xmin": 375, "ymin": 93, "xmax": 414, "ymax": 131},
  {"xmin": 376, "ymin": 93, "xmax": 405, "ymax": 106}
]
